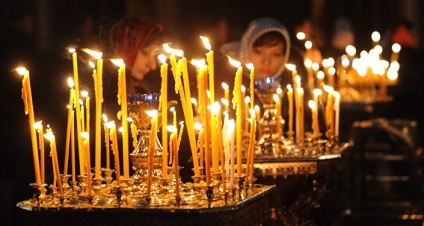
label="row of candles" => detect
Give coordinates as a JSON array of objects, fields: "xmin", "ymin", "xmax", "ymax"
[
  {"xmin": 18, "ymin": 36, "xmax": 260, "ymax": 198},
  {"xmin": 298, "ymin": 30, "xmax": 400, "ymax": 99},
  {"xmin": 19, "ymin": 33, "xmax": 362, "ymax": 198}
]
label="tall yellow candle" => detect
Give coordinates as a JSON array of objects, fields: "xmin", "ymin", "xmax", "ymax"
[
  {"xmin": 274, "ymin": 94, "xmax": 282, "ymax": 139},
  {"xmin": 71, "ymin": 114, "xmax": 76, "ymax": 184},
  {"xmin": 159, "ymin": 54, "xmax": 169, "ymax": 179},
  {"xmin": 45, "ymin": 130, "xmax": 63, "ymax": 196},
  {"xmin": 64, "ymin": 78, "xmax": 75, "ymax": 176},
  {"xmin": 110, "ymin": 122, "xmax": 121, "ymax": 184},
  {"xmin": 103, "ymin": 117, "xmax": 110, "ymax": 170},
  {"xmin": 222, "ymin": 82, "xmax": 230, "ymax": 113},
  {"xmin": 35, "ymin": 121, "xmax": 45, "ymax": 184},
  {"xmin": 234, "ymin": 66, "xmax": 243, "ymax": 176},
  {"xmin": 210, "ymin": 103, "xmax": 219, "ymax": 174},
  {"xmin": 19, "ymin": 68, "xmax": 41, "ymax": 185},
  {"xmin": 70, "ymin": 49, "xmax": 84, "ymax": 176},
  {"xmin": 308, "ymin": 100, "xmax": 320, "ymax": 138},
  {"xmin": 82, "ymin": 132, "xmax": 92, "ymax": 196},
  {"xmin": 147, "ymin": 114, "xmax": 158, "ymax": 198},
  {"xmin": 286, "ymin": 85, "xmax": 294, "ymax": 138}
]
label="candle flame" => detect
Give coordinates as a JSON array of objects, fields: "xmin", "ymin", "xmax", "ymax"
[
  {"xmin": 249, "ymin": 108, "xmax": 256, "ymax": 118},
  {"xmin": 81, "ymin": 90, "xmax": 88, "ymax": 98},
  {"xmin": 286, "ymin": 84, "xmax": 292, "ymax": 91},
  {"xmin": 16, "ymin": 67, "xmax": 27, "ymax": 75},
  {"xmin": 194, "ymin": 122, "xmax": 203, "ymax": 131},
  {"xmin": 277, "ymin": 87, "xmax": 283, "ymax": 95},
  {"xmin": 308, "ymin": 100, "xmax": 317, "ymax": 109},
  {"xmin": 273, "ymin": 94, "xmax": 279, "ymax": 103},
  {"xmin": 323, "ymin": 85, "xmax": 334, "ymax": 93},
  {"xmin": 89, "ymin": 61, "xmax": 95, "ymax": 69},
  {"xmin": 163, "ymin": 43, "xmax": 184, "ymax": 56},
  {"xmin": 317, "ymin": 71, "xmax": 325, "ymax": 79},
  {"xmin": 68, "ymin": 48, "xmax": 76, "ymax": 53},
  {"xmin": 105, "ymin": 121, "xmax": 115, "ymax": 129},
  {"xmin": 145, "ymin": 110, "xmax": 158, "ymax": 118},
  {"xmin": 345, "ymin": 45, "xmax": 356, "ymax": 56},
  {"xmin": 191, "ymin": 58, "xmax": 206, "ymax": 68},
  {"xmin": 227, "ymin": 56, "xmax": 241, "ymax": 68},
  {"xmin": 82, "ymin": 48, "xmax": 102, "ymax": 59},
  {"xmin": 313, "ymin": 88, "xmax": 322, "ymax": 96},
  {"xmin": 166, "ymin": 125, "xmax": 177, "ymax": 133},
  {"xmin": 103, "ymin": 114, "xmax": 108, "ymax": 123},
  {"xmin": 371, "ymin": 31, "xmax": 381, "ymax": 42},
  {"xmin": 158, "ymin": 54, "xmax": 167, "ymax": 64},
  {"xmin": 392, "ymin": 43, "xmax": 401, "ymax": 53},
  {"xmin": 208, "ymin": 101, "xmax": 221, "ymax": 115},
  {"xmin": 305, "ymin": 41, "xmax": 312, "ymax": 49},
  {"xmin": 44, "ymin": 131, "xmax": 55, "ymax": 141},
  {"xmin": 296, "ymin": 32, "xmax": 306, "ymax": 40},
  {"xmin": 67, "ymin": 77, "xmax": 74, "ymax": 88},
  {"xmin": 221, "ymin": 82, "xmax": 229, "ymax": 90},
  {"xmin": 221, "ymin": 98, "xmax": 229, "ymax": 107},
  {"xmin": 246, "ymin": 63, "xmax": 254, "ymax": 70},
  {"xmin": 244, "ymin": 96, "xmax": 250, "ymax": 104},
  {"xmin": 191, "ymin": 97, "xmax": 197, "ymax": 105},
  {"xmin": 110, "ymin": 59, "xmax": 124, "ymax": 67},
  {"xmin": 81, "ymin": 131, "xmax": 89, "ymax": 139},
  {"xmin": 200, "ymin": 36, "xmax": 211, "ymax": 50},
  {"xmin": 34, "ymin": 121, "xmax": 42, "ymax": 129},
  {"xmin": 285, "ymin": 64, "xmax": 296, "ymax": 71}
]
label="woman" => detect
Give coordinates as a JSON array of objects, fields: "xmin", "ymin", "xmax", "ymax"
[{"xmin": 108, "ymin": 16, "xmax": 165, "ymax": 94}]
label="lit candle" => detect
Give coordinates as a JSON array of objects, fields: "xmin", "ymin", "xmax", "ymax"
[
  {"xmin": 84, "ymin": 49, "xmax": 103, "ymax": 180},
  {"xmin": 228, "ymin": 58, "xmax": 243, "ymax": 176},
  {"xmin": 286, "ymin": 84, "xmax": 294, "ymax": 139},
  {"xmin": 296, "ymin": 87, "xmax": 305, "ymax": 143},
  {"xmin": 111, "ymin": 58, "xmax": 129, "ymax": 179},
  {"xmin": 103, "ymin": 115, "xmax": 110, "ymax": 170},
  {"xmin": 323, "ymin": 85, "xmax": 335, "ymax": 138},
  {"xmin": 45, "ymin": 129, "xmax": 63, "ymax": 197},
  {"xmin": 131, "ymin": 120, "xmax": 138, "ymax": 149},
  {"xmin": 158, "ymin": 54, "xmax": 169, "ymax": 179},
  {"xmin": 147, "ymin": 112, "xmax": 158, "ymax": 198},
  {"xmin": 333, "ymin": 91, "xmax": 340, "ymax": 138},
  {"xmin": 109, "ymin": 121, "xmax": 121, "ymax": 184},
  {"xmin": 64, "ymin": 77, "xmax": 75, "ymax": 176},
  {"xmin": 255, "ymin": 105, "xmax": 262, "ymax": 138},
  {"xmin": 18, "ymin": 67, "xmax": 41, "ymax": 185},
  {"xmin": 274, "ymin": 94, "xmax": 282, "ymax": 139},
  {"xmin": 69, "ymin": 49, "xmax": 84, "ymax": 173},
  {"xmin": 201, "ymin": 36, "xmax": 215, "ymax": 103},
  {"xmin": 308, "ymin": 100, "xmax": 320, "ymax": 138},
  {"xmin": 81, "ymin": 132, "xmax": 92, "ymax": 196},
  {"xmin": 227, "ymin": 119, "xmax": 235, "ymax": 188},
  {"xmin": 34, "ymin": 121, "xmax": 45, "ymax": 184},
  {"xmin": 210, "ymin": 102, "xmax": 220, "ymax": 174},
  {"xmin": 246, "ymin": 109, "xmax": 256, "ymax": 182},
  {"xmin": 222, "ymin": 82, "xmax": 230, "ymax": 112},
  {"xmin": 390, "ymin": 43, "xmax": 401, "ymax": 63}
]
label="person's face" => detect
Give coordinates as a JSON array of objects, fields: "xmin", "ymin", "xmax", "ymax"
[
  {"xmin": 248, "ymin": 43, "xmax": 285, "ymax": 79},
  {"xmin": 130, "ymin": 45, "xmax": 160, "ymax": 80}
]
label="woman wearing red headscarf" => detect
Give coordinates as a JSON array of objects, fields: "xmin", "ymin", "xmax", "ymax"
[{"xmin": 109, "ymin": 16, "xmax": 164, "ymax": 94}]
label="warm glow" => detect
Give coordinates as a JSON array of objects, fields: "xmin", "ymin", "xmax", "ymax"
[
  {"xmin": 68, "ymin": 48, "xmax": 76, "ymax": 54},
  {"xmin": 166, "ymin": 125, "xmax": 177, "ymax": 133},
  {"xmin": 81, "ymin": 90, "xmax": 88, "ymax": 98},
  {"xmin": 82, "ymin": 48, "xmax": 102, "ymax": 59},
  {"xmin": 328, "ymin": 67, "xmax": 336, "ymax": 75},
  {"xmin": 111, "ymin": 58, "xmax": 124, "ymax": 67},
  {"xmin": 285, "ymin": 64, "xmax": 296, "ymax": 71},
  {"xmin": 277, "ymin": 87, "xmax": 283, "ymax": 95},
  {"xmin": 163, "ymin": 43, "xmax": 184, "ymax": 56},
  {"xmin": 305, "ymin": 41, "xmax": 312, "ymax": 49},
  {"xmin": 158, "ymin": 54, "xmax": 167, "ymax": 64},
  {"xmin": 16, "ymin": 67, "xmax": 27, "ymax": 75},
  {"xmin": 392, "ymin": 43, "xmax": 401, "ymax": 53},
  {"xmin": 345, "ymin": 45, "xmax": 356, "ymax": 56},
  {"xmin": 308, "ymin": 100, "xmax": 317, "ymax": 109},
  {"xmin": 313, "ymin": 88, "xmax": 322, "ymax": 96},
  {"xmin": 371, "ymin": 31, "xmax": 381, "ymax": 42},
  {"xmin": 44, "ymin": 131, "xmax": 55, "ymax": 141},
  {"xmin": 34, "ymin": 121, "xmax": 42, "ymax": 130},
  {"xmin": 191, "ymin": 97, "xmax": 197, "ymax": 105},
  {"xmin": 191, "ymin": 58, "xmax": 206, "ymax": 68},
  {"xmin": 145, "ymin": 110, "xmax": 158, "ymax": 118},
  {"xmin": 317, "ymin": 71, "xmax": 324, "ymax": 80},
  {"xmin": 200, "ymin": 36, "xmax": 212, "ymax": 50},
  {"xmin": 89, "ymin": 61, "xmax": 95, "ymax": 69},
  {"xmin": 194, "ymin": 121, "xmax": 203, "ymax": 131},
  {"xmin": 304, "ymin": 59, "xmax": 312, "ymax": 68},
  {"xmin": 102, "ymin": 114, "xmax": 108, "ymax": 123},
  {"xmin": 296, "ymin": 32, "xmax": 306, "ymax": 40},
  {"xmin": 323, "ymin": 85, "xmax": 334, "ymax": 93},
  {"xmin": 227, "ymin": 56, "xmax": 241, "ymax": 68},
  {"xmin": 208, "ymin": 102, "xmax": 220, "ymax": 115},
  {"xmin": 67, "ymin": 77, "xmax": 74, "ymax": 88},
  {"xmin": 221, "ymin": 82, "xmax": 229, "ymax": 90},
  {"xmin": 81, "ymin": 131, "xmax": 89, "ymax": 139},
  {"xmin": 312, "ymin": 62, "xmax": 320, "ymax": 71},
  {"xmin": 273, "ymin": 94, "xmax": 279, "ymax": 103},
  {"xmin": 244, "ymin": 96, "xmax": 250, "ymax": 104},
  {"xmin": 105, "ymin": 120, "xmax": 115, "ymax": 129},
  {"xmin": 221, "ymin": 98, "xmax": 229, "ymax": 107},
  {"xmin": 286, "ymin": 84, "xmax": 292, "ymax": 90}
]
